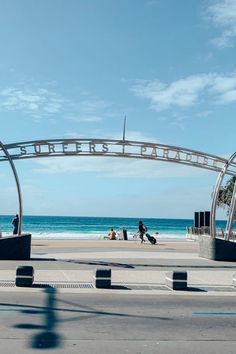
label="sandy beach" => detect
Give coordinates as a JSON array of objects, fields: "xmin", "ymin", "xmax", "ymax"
[{"xmin": 31, "ymin": 238, "xmax": 198, "ymax": 251}]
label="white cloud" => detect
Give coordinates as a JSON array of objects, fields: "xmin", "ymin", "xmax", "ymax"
[
  {"xmin": 131, "ymin": 72, "xmax": 236, "ymax": 111},
  {"xmin": 211, "ymin": 74, "xmax": 236, "ymax": 102},
  {"xmin": 0, "ymin": 85, "xmax": 113, "ymax": 123},
  {"xmin": 207, "ymin": 0, "xmax": 236, "ymax": 48},
  {"xmin": 0, "ymin": 87, "xmax": 66, "ymax": 120}
]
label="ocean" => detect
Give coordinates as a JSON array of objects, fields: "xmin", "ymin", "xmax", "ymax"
[{"xmin": 0, "ymin": 215, "xmax": 228, "ymax": 240}]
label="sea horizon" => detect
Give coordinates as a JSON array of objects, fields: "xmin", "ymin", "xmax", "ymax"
[{"xmin": 0, "ymin": 214, "xmax": 228, "ymax": 240}]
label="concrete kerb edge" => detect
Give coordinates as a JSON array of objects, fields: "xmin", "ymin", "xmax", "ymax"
[{"xmin": 0, "ymin": 287, "xmax": 235, "ymax": 296}]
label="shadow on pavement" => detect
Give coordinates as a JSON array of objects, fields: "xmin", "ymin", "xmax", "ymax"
[
  {"xmin": 30, "ymin": 258, "xmax": 57, "ymax": 262},
  {"xmin": 14, "ymin": 288, "xmax": 61, "ymax": 349},
  {"xmin": 186, "ymin": 286, "xmax": 207, "ymax": 292},
  {"xmin": 110, "ymin": 284, "xmax": 130, "ymax": 290},
  {"xmin": 61, "ymin": 259, "xmax": 236, "ymax": 270},
  {"xmin": 65, "ymin": 259, "xmax": 134, "ymax": 268},
  {"xmin": 131, "ymin": 263, "xmax": 236, "ymax": 269}
]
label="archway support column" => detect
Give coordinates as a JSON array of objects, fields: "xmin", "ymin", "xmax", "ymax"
[
  {"xmin": 0, "ymin": 142, "xmax": 23, "ymax": 235},
  {"xmin": 225, "ymin": 178, "xmax": 236, "ymax": 241},
  {"xmin": 210, "ymin": 152, "xmax": 236, "ymax": 240}
]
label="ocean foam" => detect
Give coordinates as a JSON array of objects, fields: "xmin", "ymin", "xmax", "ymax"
[
  {"xmin": 30, "ymin": 232, "xmax": 186, "ymax": 240},
  {"xmin": 0, "ymin": 231, "xmax": 186, "ymax": 240}
]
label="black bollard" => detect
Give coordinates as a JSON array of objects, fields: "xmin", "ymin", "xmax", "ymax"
[{"xmin": 15, "ymin": 265, "xmax": 34, "ymax": 287}]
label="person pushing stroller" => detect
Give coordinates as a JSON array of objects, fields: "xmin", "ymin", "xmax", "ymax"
[{"xmin": 138, "ymin": 220, "xmax": 157, "ymax": 245}]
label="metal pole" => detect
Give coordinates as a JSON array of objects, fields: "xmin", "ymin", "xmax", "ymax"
[
  {"xmin": 210, "ymin": 168, "xmax": 226, "ymax": 238},
  {"xmin": 225, "ymin": 179, "xmax": 236, "ymax": 241},
  {"xmin": 0, "ymin": 142, "xmax": 23, "ymax": 235}
]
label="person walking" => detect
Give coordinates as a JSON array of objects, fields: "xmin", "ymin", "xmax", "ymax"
[
  {"xmin": 12, "ymin": 214, "xmax": 19, "ymax": 235},
  {"xmin": 138, "ymin": 220, "xmax": 147, "ymax": 243}
]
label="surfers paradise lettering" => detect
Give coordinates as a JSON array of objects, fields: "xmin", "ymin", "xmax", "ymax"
[
  {"xmin": 2, "ymin": 139, "xmax": 222, "ymax": 172},
  {"xmin": 19, "ymin": 141, "xmax": 109, "ymax": 155}
]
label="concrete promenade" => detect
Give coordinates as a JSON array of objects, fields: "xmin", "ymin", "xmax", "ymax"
[{"xmin": 0, "ymin": 238, "xmax": 236, "ymax": 294}]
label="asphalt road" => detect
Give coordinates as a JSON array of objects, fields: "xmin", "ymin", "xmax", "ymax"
[{"xmin": 0, "ymin": 290, "xmax": 235, "ymax": 353}]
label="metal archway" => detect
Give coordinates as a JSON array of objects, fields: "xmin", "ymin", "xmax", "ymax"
[
  {"xmin": 1, "ymin": 137, "xmax": 236, "ymax": 238},
  {"xmin": 0, "ymin": 142, "xmax": 22, "ymax": 235},
  {"xmin": 0, "ymin": 138, "xmax": 235, "ymax": 173}
]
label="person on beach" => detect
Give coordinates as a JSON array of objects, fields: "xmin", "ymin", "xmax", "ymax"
[
  {"xmin": 12, "ymin": 214, "xmax": 19, "ymax": 235},
  {"xmin": 108, "ymin": 228, "xmax": 116, "ymax": 240},
  {"xmin": 138, "ymin": 220, "xmax": 147, "ymax": 243}
]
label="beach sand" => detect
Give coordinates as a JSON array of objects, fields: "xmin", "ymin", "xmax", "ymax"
[{"xmin": 31, "ymin": 238, "xmax": 198, "ymax": 251}]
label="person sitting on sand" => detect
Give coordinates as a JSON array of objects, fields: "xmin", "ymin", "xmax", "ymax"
[{"xmin": 108, "ymin": 228, "xmax": 116, "ymax": 240}]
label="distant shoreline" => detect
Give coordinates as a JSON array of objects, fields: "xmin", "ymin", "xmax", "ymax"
[{"xmin": 1, "ymin": 231, "xmax": 188, "ymax": 241}]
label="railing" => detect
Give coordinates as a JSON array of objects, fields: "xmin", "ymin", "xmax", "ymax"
[
  {"xmin": 186, "ymin": 226, "xmax": 210, "ymax": 236},
  {"xmin": 186, "ymin": 226, "xmax": 236, "ymax": 240}
]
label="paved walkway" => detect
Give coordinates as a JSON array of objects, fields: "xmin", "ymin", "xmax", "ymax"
[{"xmin": 0, "ymin": 239, "xmax": 236, "ymax": 294}]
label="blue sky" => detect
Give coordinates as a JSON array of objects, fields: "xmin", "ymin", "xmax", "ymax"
[{"xmin": 0, "ymin": 0, "xmax": 236, "ymax": 219}]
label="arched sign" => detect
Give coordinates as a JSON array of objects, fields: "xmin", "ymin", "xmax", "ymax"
[
  {"xmin": 2, "ymin": 138, "xmax": 236, "ymax": 175},
  {"xmin": 1, "ymin": 138, "xmax": 236, "ymax": 238}
]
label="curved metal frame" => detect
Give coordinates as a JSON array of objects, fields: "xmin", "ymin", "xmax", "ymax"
[
  {"xmin": 2, "ymin": 138, "xmax": 236, "ymax": 175},
  {"xmin": 210, "ymin": 152, "xmax": 236, "ymax": 239},
  {"xmin": 1, "ymin": 137, "xmax": 236, "ymax": 239},
  {"xmin": 0, "ymin": 142, "xmax": 22, "ymax": 235},
  {"xmin": 225, "ymin": 178, "xmax": 236, "ymax": 240}
]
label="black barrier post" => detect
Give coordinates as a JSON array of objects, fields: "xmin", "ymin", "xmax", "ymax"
[{"xmin": 119, "ymin": 228, "xmax": 128, "ymax": 240}]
